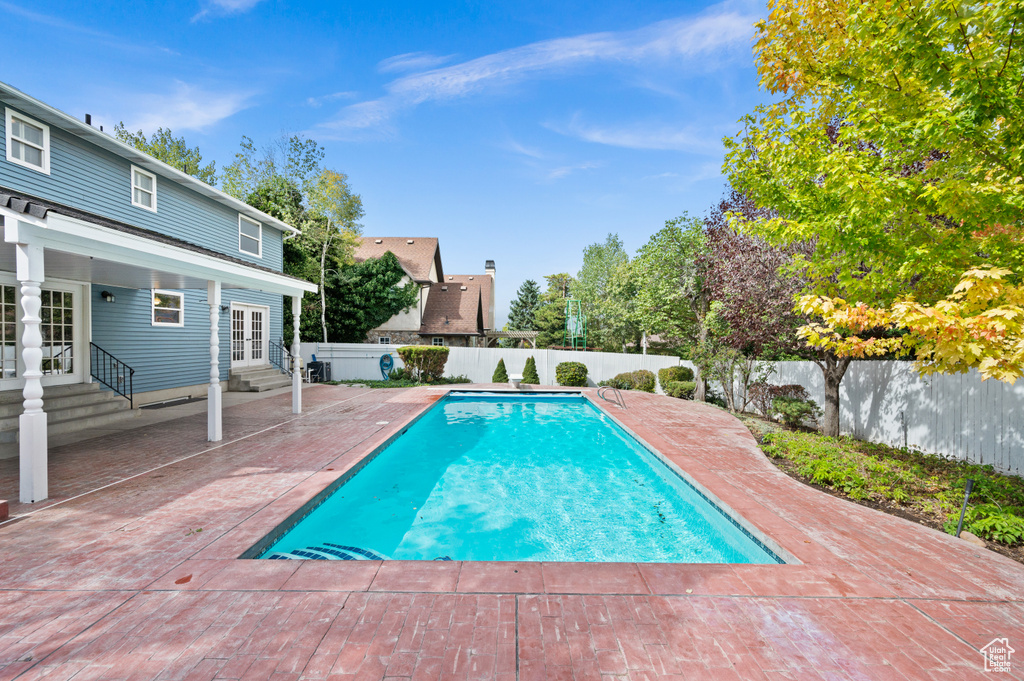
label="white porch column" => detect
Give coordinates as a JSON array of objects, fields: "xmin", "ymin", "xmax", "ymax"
[
  {"xmin": 291, "ymin": 295, "xmax": 302, "ymax": 414},
  {"xmin": 17, "ymin": 243, "xmax": 46, "ymax": 503},
  {"xmin": 208, "ymin": 281, "xmax": 223, "ymax": 442}
]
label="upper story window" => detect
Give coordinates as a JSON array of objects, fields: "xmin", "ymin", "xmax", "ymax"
[
  {"xmin": 5, "ymin": 108, "xmax": 50, "ymax": 174},
  {"xmin": 239, "ymin": 215, "xmax": 262, "ymax": 257},
  {"xmin": 152, "ymin": 290, "xmax": 184, "ymax": 327},
  {"xmin": 131, "ymin": 166, "xmax": 157, "ymax": 212}
]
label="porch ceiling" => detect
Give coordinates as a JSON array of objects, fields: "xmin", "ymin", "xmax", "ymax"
[{"xmin": 0, "ymin": 242, "xmax": 250, "ymax": 290}]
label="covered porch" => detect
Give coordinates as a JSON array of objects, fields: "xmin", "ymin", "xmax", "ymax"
[{"xmin": 1, "ymin": 196, "xmax": 317, "ymax": 504}]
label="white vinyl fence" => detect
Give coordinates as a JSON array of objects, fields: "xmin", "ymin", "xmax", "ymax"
[
  {"xmin": 299, "ymin": 343, "xmax": 681, "ymax": 387},
  {"xmin": 301, "ymin": 343, "xmax": 1023, "ymax": 475}
]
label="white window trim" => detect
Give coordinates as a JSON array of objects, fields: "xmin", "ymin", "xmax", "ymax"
[
  {"xmin": 151, "ymin": 289, "xmax": 184, "ymax": 327},
  {"xmin": 378, "ymin": 336, "xmax": 391, "ymax": 345},
  {"xmin": 432, "ymin": 337, "xmax": 445, "ymax": 346},
  {"xmin": 130, "ymin": 165, "xmax": 158, "ymax": 213},
  {"xmin": 238, "ymin": 214, "xmax": 263, "ymax": 258},
  {"xmin": 5, "ymin": 108, "xmax": 50, "ymax": 175}
]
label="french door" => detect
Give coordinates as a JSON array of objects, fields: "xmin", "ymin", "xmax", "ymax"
[
  {"xmin": 230, "ymin": 303, "xmax": 269, "ymax": 369},
  {"xmin": 0, "ymin": 276, "xmax": 86, "ymax": 391}
]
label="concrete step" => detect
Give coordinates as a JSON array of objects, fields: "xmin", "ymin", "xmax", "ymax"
[
  {"xmin": 228, "ymin": 364, "xmax": 290, "ymax": 392},
  {"xmin": 0, "ymin": 382, "xmax": 104, "ymax": 405},
  {"xmin": 245, "ymin": 374, "xmax": 292, "ymax": 392},
  {"xmin": 0, "ymin": 397, "xmax": 138, "ymax": 443},
  {"xmin": 0, "ymin": 387, "xmax": 123, "ymax": 419}
]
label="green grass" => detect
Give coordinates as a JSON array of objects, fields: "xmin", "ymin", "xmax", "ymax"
[{"xmin": 760, "ymin": 430, "xmax": 1024, "ymax": 547}]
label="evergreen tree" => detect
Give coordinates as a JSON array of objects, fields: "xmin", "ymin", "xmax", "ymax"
[
  {"xmin": 492, "ymin": 358, "xmax": 509, "ymax": 383},
  {"xmin": 507, "ymin": 279, "xmax": 541, "ymax": 331},
  {"xmin": 534, "ymin": 273, "xmax": 573, "ymax": 348},
  {"xmin": 522, "ymin": 356, "xmax": 540, "ymax": 384}
]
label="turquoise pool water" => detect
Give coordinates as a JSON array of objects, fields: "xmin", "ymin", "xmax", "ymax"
[{"xmin": 260, "ymin": 392, "xmax": 781, "ymax": 563}]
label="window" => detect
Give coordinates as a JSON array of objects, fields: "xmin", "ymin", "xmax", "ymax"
[
  {"xmin": 131, "ymin": 166, "xmax": 157, "ymax": 211},
  {"xmin": 378, "ymin": 337, "xmax": 391, "ymax": 345},
  {"xmin": 5, "ymin": 108, "xmax": 49, "ymax": 174},
  {"xmin": 239, "ymin": 215, "xmax": 262, "ymax": 257},
  {"xmin": 432, "ymin": 337, "xmax": 445, "ymax": 346},
  {"xmin": 152, "ymin": 290, "xmax": 184, "ymax": 327}
]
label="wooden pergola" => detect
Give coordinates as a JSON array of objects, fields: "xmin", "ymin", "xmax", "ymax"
[{"xmin": 484, "ymin": 330, "xmax": 539, "ymax": 348}]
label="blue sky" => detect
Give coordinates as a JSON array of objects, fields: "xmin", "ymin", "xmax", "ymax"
[{"xmin": 2, "ymin": 0, "xmax": 767, "ymax": 325}]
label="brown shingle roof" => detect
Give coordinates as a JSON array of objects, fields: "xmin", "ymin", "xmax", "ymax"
[
  {"xmin": 419, "ymin": 281, "xmax": 484, "ymax": 336},
  {"xmin": 352, "ymin": 237, "xmax": 443, "ymax": 283},
  {"xmin": 443, "ymin": 273, "xmax": 492, "ymax": 330}
]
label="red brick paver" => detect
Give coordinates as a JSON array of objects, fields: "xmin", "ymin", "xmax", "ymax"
[{"xmin": 0, "ymin": 385, "xmax": 1022, "ymax": 680}]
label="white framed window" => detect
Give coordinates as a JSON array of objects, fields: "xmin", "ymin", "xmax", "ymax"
[
  {"xmin": 5, "ymin": 108, "xmax": 50, "ymax": 174},
  {"xmin": 152, "ymin": 290, "xmax": 184, "ymax": 327},
  {"xmin": 131, "ymin": 165, "xmax": 157, "ymax": 212},
  {"xmin": 432, "ymin": 337, "xmax": 445, "ymax": 346},
  {"xmin": 239, "ymin": 215, "xmax": 262, "ymax": 257},
  {"xmin": 378, "ymin": 336, "xmax": 391, "ymax": 345}
]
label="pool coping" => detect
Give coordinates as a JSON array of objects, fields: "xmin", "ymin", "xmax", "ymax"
[{"xmin": 235, "ymin": 386, "xmax": 795, "ymax": 575}]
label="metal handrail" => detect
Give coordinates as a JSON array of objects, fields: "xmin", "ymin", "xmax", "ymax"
[
  {"xmin": 269, "ymin": 340, "xmax": 293, "ymax": 376},
  {"xmin": 89, "ymin": 342, "xmax": 135, "ymax": 408},
  {"xmin": 597, "ymin": 385, "xmax": 626, "ymax": 409}
]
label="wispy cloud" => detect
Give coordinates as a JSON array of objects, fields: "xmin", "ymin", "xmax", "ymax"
[
  {"xmin": 116, "ymin": 82, "xmax": 254, "ymax": 132},
  {"xmin": 502, "ymin": 139, "xmax": 546, "ymax": 160},
  {"xmin": 192, "ymin": 0, "xmax": 264, "ymax": 22},
  {"xmin": 545, "ymin": 161, "xmax": 604, "ymax": 180},
  {"xmin": 0, "ymin": 0, "xmax": 177, "ymax": 55},
  {"xmin": 378, "ymin": 52, "xmax": 455, "ymax": 74},
  {"xmin": 305, "ymin": 91, "xmax": 359, "ymax": 108},
  {"xmin": 548, "ymin": 116, "xmax": 722, "ymax": 153},
  {"xmin": 315, "ymin": 4, "xmax": 756, "ymax": 139}
]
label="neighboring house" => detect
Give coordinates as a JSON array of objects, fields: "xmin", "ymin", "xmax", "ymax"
[
  {"xmin": 352, "ymin": 236, "xmax": 495, "ymax": 347},
  {"xmin": 0, "ymin": 81, "xmax": 317, "ymax": 503}
]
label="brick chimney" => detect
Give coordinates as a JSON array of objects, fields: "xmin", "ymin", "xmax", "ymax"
[{"xmin": 484, "ymin": 260, "xmax": 496, "ymax": 331}]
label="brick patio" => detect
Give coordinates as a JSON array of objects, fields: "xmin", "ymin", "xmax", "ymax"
[{"xmin": 0, "ymin": 384, "xmax": 1022, "ymax": 680}]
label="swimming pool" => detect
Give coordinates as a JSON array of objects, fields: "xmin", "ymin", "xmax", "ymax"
[{"xmin": 255, "ymin": 391, "xmax": 782, "ymax": 564}]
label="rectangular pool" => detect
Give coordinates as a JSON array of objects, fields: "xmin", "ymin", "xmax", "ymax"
[{"xmin": 255, "ymin": 392, "xmax": 782, "ymax": 564}]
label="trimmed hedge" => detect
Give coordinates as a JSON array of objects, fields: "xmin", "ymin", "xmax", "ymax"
[
  {"xmin": 492, "ymin": 358, "xmax": 509, "ymax": 383},
  {"xmin": 658, "ymin": 366, "xmax": 694, "ymax": 388},
  {"xmin": 522, "ymin": 356, "xmax": 540, "ymax": 384},
  {"xmin": 665, "ymin": 381, "xmax": 696, "ymax": 399},
  {"xmin": 555, "ymin": 361, "xmax": 588, "ymax": 387},
  {"xmin": 599, "ymin": 370, "xmax": 656, "ymax": 393},
  {"xmin": 396, "ymin": 345, "xmax": 450, "ymax": 381}
]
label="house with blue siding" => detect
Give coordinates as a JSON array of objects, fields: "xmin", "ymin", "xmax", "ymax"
[{"xmin": 0, "ymin": 81, "xmax": 318, "ymax": 504}]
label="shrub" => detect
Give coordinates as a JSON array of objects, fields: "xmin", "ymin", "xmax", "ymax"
[
  {"xmin": 665, "ymin": 381, "xmax": 696, "ymax": 399},
  {"xmin": 750, "ymin": 383, "xmax": 810, "ymax": 419},
  {"xmin": 555, "ymin": 361, "xmax": 588, "ymax": 386},
  {"xmin": 396, "ymin": 346, "xmax": 450, "ymax": 381},
  {"xmin": 600, "ymin": 370, "xmax": 655, "ymax": 392},
  {"xmin": 658, "ymin": 366, "xmax": 694, "ymax": 388},
  {"xmin": 522, "ymin": 356, "xmax": 540, "ymax": 384},
  {"xmin": 388, "ymin": 367, "xmax": 409, "ymax": 381},
  {"xmin": 772, "ymin": 395, "xmax": 821, "ymax": 429},
  {"xmin": 492, "ymin": 358, "xmax": 509, "ymax": 383},
  {"xmin": 953, "ymin": 504, "xmax": 1024, "ymax": 545}
]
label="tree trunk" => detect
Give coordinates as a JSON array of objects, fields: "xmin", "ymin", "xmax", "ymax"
[{"xmin": 820, "ymin": 354, "xmax": 852, "ymax": 437}]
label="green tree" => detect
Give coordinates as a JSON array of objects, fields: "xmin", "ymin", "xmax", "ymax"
[
  {"xmin": 630, "ymin": 215, "xmax": 712, "ymax": 397},
  {"xmin": 723, "ymin": 0, "xmax": 1024, "ymax": 434},
  {"xmin": 522, "ymin": 356, "xmax": 540, "ymax": 384},
  {"xmin": 508, "ymin": 279, "xmax": 541, "ymax": 331},
  {"xmin": 492, "ymin": 358, "xmax": 509, "ymax": 383},
  {"xmin": 572, "ymin": 234, "xmax": 631, "ymax": 351},
  {"xmin": 221, "ymin": 134, "xmax": 325, "ymax": 201},
  {"xmin": 534, "ymin": 273, "xmax": 573, "ymax": 348},
  {"xmin": 322, "ymin": 252, "xmax": 419, "ymax": 342},
  {"xmin": 113, "ymin": 124, "xmax": 216, "ymax": 184}
]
